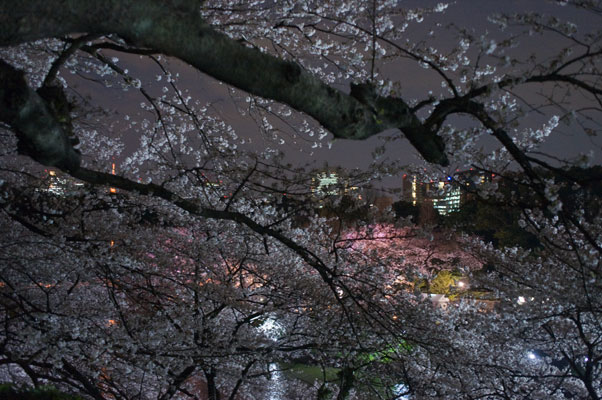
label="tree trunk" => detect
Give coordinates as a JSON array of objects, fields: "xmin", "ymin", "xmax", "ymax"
[
  {"xmin": 205, "ymin": 367, "xmax": 220, "ymax": 400},
  {"xmin": 336, "ymin": 367, "xmax": 355, "ymax": 400}
]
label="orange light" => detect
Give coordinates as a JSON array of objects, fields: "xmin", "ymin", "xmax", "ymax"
[
  {"xmin": 110, "ymin": 240, "xmax": 114, "ymax": 247},
  {"xmin": 109, "ymin": 188, "xmax": 117, "ymax": 194},
  {"xmin": 199, "ymin": 277, "xmax": 214, "ymax": 286},
  {"xmin": 107, "ymin": 319, "xmax": 117, "ymax": 326}
]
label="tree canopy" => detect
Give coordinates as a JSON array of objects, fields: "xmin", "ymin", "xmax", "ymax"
[{"xmin": 0, "ymin": 1, "xmax": 601, "ymax": 399}]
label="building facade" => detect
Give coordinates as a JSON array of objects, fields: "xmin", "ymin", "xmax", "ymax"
[{"xmin": 402, "ymin": 170, "xmax": 494, "ymax": 215}]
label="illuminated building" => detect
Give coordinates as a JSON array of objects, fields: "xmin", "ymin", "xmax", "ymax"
[
  {"xmin": 432, "ymin": 182, "xmax": 462, "ymax": 215},
  {"xmin": 41, "ymin": 162, "xmax": 124, "ymax": 196},
  {"xmin": 311, "ymin": 170, "xmax": 359, "ymax": 197},
  {"xmin": 312, "ymin": 171, "xmax": 339, "ymax": 196},
  {"xmin": 40, "ymin": 169, "xmax": 84, "ymax": 196},
  {"xmin": 402, "ymin": 170, "xmax": 494, "ymax": 215}
]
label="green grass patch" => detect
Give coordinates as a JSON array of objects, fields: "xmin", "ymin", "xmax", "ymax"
[
  {"xmin": 279, "ymin": 362, "xmax": 340, "ymax": 385},
  {"xmin": 0, "ymin": 384, "xmax": 83, "ymax": 400}
]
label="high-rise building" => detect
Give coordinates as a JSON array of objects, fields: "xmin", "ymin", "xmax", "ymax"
[
  {"xmin": 311, "ymin": 170, "xmax": 359, "ymax": 197},
  {"xmin": 402, "ymin": 170, "xmax": 494, "ymax": 215},
  {"xmin": 311, "ymin": 171, "xmax": 339, "ymax": 196}
]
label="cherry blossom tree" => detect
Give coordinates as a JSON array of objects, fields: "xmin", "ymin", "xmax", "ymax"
[{"xmin": 0, "ymin": 0, "xmax": 601, "ymax": 399}]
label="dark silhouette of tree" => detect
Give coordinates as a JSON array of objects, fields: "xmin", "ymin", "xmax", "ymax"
[{"xmin": 1, "ymin": 1, "xmax": 602, "ymax": 398}]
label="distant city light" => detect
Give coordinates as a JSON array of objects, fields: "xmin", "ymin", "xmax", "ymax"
[
  {"xmin": 110, "ymin": 162, "xmax": 117, "ymax": 193},
  {"xmin": 527, "ymin": 352, "xmax": 537, "ymax": 360},
  {"xmin": 517, "ymin": 296, "xmax": 526, "ymax": 305}
]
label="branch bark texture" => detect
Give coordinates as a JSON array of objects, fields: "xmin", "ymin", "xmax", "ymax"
[
  {"xmin": 0, "ymin": 59, "xmax": 81, "ymax": 170},
  {"xmin": 0, "ymin": 0, "xmax": 448, "ymax": 167}
]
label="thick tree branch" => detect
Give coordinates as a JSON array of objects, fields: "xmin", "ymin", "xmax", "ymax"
[
  {"xmin": 160, "ymin": 365, "xmax": 196, "ymax": 400},
  {"xmin": 0, "ymin": 0, "xmax": 448, "ymax": 165},
  {"xmin": 0, "ymin": 59, "xmax": 80, "ymax": 171},
  {"xmin": 61, "ymin": 358, "xmax": 105, "ymax": 400},
  {"xmin": 425, "ymin": 96, "xmax": 542, "ymax": 183}
]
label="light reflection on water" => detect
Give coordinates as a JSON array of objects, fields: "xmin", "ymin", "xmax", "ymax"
[
  {"xmin": 267, "ymin": 363, "xmax": 286, "ymax": 400},
  {"xmin": 259, "ymin": 318, "xmax": 286, "ymax": 399}
]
